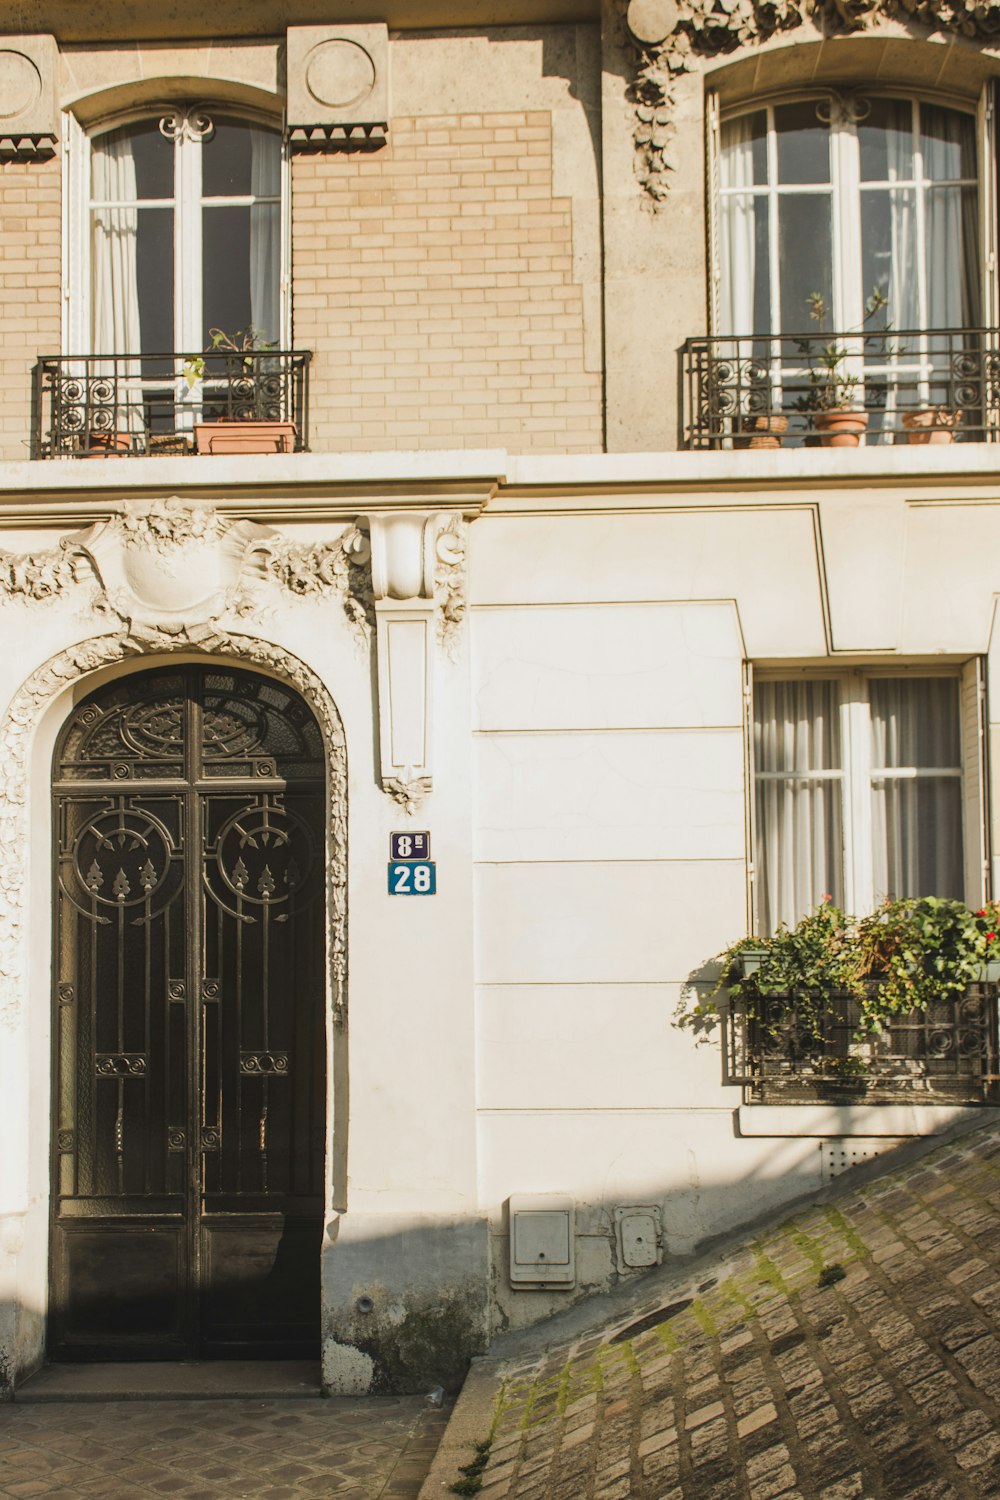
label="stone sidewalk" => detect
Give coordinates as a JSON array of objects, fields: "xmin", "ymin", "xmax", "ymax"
[
  {"xmin": 421, "ymin": 1121, "xmax": 1000, "ymax": 1500},
  {"xmin": 1, "ymin": 1388, "xmax": 449, "ymax": 1499}
]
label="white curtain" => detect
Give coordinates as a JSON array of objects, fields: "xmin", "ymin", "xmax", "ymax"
[
  {"xmin": 91, "ymin": 129, "xmax": 142, "ymax": 356},
  {"xmin": 755, "ymin": 681, "xmax": 844, "ymax": 935},
  {"xmin": 90, "ymin": 129, "xmax": 144, "ymax": 437},
  {"xmin": 924, "ymin": 109, "xmax": 980, "ymax": 330},
  {"xmin": 249, "ymin": 129, "xmax": 281, "ymax": 345},
  {"xmin": 719, "ymin": 117, "xmax": 757, "ymax": 338},
  {"xmin": 869, "ymin": 679, "xmax": 963, "ymax": 901},
  {"xmin": 885, "ymin": 104, "xmax": 919, "ymax": 332}
]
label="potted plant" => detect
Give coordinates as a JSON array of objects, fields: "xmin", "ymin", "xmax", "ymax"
[
  {"xmin": 185, "ymin": 327, "xmax": 296, "ymax": 456},
  {"xmin": 901, "ymin": 407, "xmax": 962, "ymax": 445},
  {"xmin": 795, "ymin": 289, "xmax": 890, "ymax": 447},
  {"xmin": 684, "ymin": 897, "xmax": 1000, "ymax": 1100}
]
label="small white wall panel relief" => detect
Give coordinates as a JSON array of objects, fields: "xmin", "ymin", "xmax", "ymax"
[
  {"xmin": 0, "ymin": 35, "xmax": 57, "ymax": 158},
  {"xmin": 286, "ymin": 23, "xmax": 389, "ymax": 150}
]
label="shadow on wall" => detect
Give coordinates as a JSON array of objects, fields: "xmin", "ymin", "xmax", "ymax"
[{"xmin": 0, "ymin": 1136, "xmax": 892, "ymax": 1401}]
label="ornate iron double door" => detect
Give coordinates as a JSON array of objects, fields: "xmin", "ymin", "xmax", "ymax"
[{"xmin": 51, "ymin": 666, "xmax": 327, "ymax": 1360}]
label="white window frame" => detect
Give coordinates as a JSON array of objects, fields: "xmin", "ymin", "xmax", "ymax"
[
  {"xmin": 749, "ymin": 664, "xmax": 987, "ymax": 932},
  {"xmin": 62, "ymin": 106, "xmax": 290, "ymax": 357},
  {"xmin": 708, "ymin": 84, "xmax": 996, "ymax": 342}
]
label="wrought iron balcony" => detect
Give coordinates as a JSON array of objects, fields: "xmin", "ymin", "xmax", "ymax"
[
  {"xmin": 682, "ymin": 328, "xmax": 1000, "ymax": 450},
  {"xmin": 32, "ymin": 350, "xmax": 312, "ymax": 459},
  {"xmin": 723, "ymin": 987, "xmax": 1000, "ymax": 1105}
]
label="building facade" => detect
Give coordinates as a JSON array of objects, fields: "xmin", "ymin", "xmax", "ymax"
[{"xmin": 3, "ymin": 0, "xmax": 1000, "ymax": 1397}]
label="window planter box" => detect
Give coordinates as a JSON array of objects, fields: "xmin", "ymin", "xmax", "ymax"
[
  {"xmin": 193, "ymin": 420, "xmax": 296, "ymax": 456},
  {"xmin": 724, "ymin": 987, "xmax": 1000, "ymax": 1106}
]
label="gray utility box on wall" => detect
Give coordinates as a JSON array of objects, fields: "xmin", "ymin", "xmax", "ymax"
[{"xmin": 507, "ymin": 1194, "xmax": 575, "ymax": 1288}]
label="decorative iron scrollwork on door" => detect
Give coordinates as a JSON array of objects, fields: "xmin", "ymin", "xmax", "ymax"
[{"xmin": 52, "ymin": 664, "xmax": 327, "ymax": 1359}]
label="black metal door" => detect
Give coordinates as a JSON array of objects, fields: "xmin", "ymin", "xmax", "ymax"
[{"xmin": 50, "ymin": 666, "xmax": 327, "ymax": 1361}]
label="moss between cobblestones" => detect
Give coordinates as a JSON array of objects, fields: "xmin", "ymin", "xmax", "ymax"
[
  {"xmin": 464, "ymin": 1125, "xmax": 1000, "ymax": 1499},
  {"xmin": 487, "ymin": 1200, "xmax": 878, "ymax": 1455}
]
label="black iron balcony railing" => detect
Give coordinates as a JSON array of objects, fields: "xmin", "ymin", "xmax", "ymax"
[
  {"xmin": 32, "ymin": 350, "xmax": 312, "ymax": 459},
  {"xmin": 683, "ymin": 328, "xmax": 1000, "ymax": 450},
  {"xmin": 723, "ymin": 988, "xmax": 1000, "ymax": 1105}
]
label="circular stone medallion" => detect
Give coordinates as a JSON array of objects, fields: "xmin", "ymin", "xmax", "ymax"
[
  {"xmin": 305, "ymin": 40, "xmax": 377, "ymax": 109},
  {"xmin": 626, "ymin": 0, "xmax": 680, "ymax": 45},
  {"xmin": 0, "ymin": 51, "xmax": 42, "ymax": 121}
]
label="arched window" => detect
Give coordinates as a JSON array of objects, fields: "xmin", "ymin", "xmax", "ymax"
[
  {"xmin": 86, "ymin": 108, "xmax": 283, "ymax": 356},
  {"xmin": 718, "ymin": 96, "xmax": 980, "ymax": 339},
  {"xmin": 712, "ymin": 93, "xmax": 986, "ymax": 442}
]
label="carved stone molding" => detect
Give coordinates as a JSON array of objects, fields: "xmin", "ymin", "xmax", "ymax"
[
  {"xmin": 620, "ymin": 0, "xmax": 1000, "ymax": 202},
  {"xmin": 262, "ymin": 526, "xmax": 375, "ymax": 643},
  {"xmin": 0, "ymin": 35, "xmax": 58, "ymax": 161},
  {"xmin": 0, "ymin": 541, "xmax": 88, "ymax": 600},
  {"xmin": 0, "ymin": 500, "xmax": 469, "ymax": 816},
  {"xmin": 0, "ymin": 630, "xmax": 348, "ymax": 1033},
  {"xmin": 359, "ymin": 512, "xmax": 470, "ymax": 813},
  {"xmin": 286, "ymin": 23, "xmax": 389, "ymax": 155},
  {"xmin": 434, "ymin": 517, "xmax": 469, "ymax": 659},
  {"xmin": 77, "ymin": 499, "xmax": 272, "ymax": 635}
]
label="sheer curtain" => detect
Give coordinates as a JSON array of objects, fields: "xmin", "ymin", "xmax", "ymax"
[
  {"xmin": 885, "ymin": 104, "xmax": 919, "ymax": 333},
  {"xmin": 91, "ymin": 129, "xmax": 142, "ymax": 355},
  {"xmin": 719, "ymin": 117, "xmax": 757, "ymax": 338},
  {"xmin": 923, "ymin": 108, "xmax": 980, "ymax": 330},
  {"xmin": 755, "ymin": 681, "xmax": 844, "ymax": 934},
  {"xmin": 869, "ymin": 679, "xmax": 963, "ymax": 900},
  {"xmin": 90, "ymin": 129, "xmax": 143, "ymax": 437},
  {"xmin": 249, "ymin": 129, "xmax": 281, "ymax": 345}
]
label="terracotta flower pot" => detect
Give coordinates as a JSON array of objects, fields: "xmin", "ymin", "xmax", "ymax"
[
  {"xmin": 194, "ymin": 420, "xmax": 296, "ymax": 455},
  {"xmin": 82, "ymin": 431, "xmax": 132, "ymax": 457},
  {"xmin": 749, "ymin": 414, "xmax": 789, "ymax": 450},
  {"xmin": 901, "ymin": 409, "xmax": 960, "ymax": 445},
  {"xmin": 813, "ymin": 410, "xmax": 869, "ymax": 448}
]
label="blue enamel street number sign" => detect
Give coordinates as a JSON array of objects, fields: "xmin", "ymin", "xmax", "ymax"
[
  {"xmin": 390, "ymin": 831, "xmax": 430, "ymax": 860},
  {"xmin": 388, "ymin": 861, "xmax": 436, "ymax": 895}
]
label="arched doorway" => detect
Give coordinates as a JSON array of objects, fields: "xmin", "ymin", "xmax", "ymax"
[{"xmin": 49, "ymin": 664, "xmax": 327, "ymax": 1360}]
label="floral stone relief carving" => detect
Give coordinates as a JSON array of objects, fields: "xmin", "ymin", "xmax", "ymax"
[
  {"xmin": 621, "ymin": 0, "xmax": 1000, "ymax": 202},
  {"xmin": 0, "ymin": 499, "xmax": 471, "ymax": 816}
]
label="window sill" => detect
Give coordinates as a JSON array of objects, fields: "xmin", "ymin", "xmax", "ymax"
[{"xmin": 737, "ymin": 1102, "xmax": 1000, "ymax": 1137}]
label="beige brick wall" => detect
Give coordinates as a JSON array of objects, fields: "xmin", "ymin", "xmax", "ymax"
[
  {"xmin": 0, "ymin": 159, "xmax": 62, "ymax": 463},
  {"xmin": 292, "ymin": 112, "xmax": 603, "ymax": 454}
]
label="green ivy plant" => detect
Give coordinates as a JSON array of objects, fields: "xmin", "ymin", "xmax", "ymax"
[{"xmin": 687, "ymin": 896, "xmax": 1000, "ymax": 1038}]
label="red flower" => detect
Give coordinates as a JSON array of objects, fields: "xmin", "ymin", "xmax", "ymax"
[{"xmin": 988, "ymin": 932, "xmax": 997, "ymax": 943}]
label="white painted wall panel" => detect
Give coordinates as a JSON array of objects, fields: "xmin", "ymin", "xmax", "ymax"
[
  {"xmin": 476, "ymin": 984, "xmax": 731, "ymax": 1109},
  {"xmin": 474, "ymin": 859, "xmax": 746, "ymax": 984},
  {"xmin": 469, "ymin": 510, "xmax": 828, "ymax": 657},
  {"xmin": 471, "ymin": 602, "xmax": 744, "ymax": 732},
  {"xmin": 476, "ymin": 1110, "xmax": 825, "ymax": 1254},
  {"xmin": 474, "ymin": 730, "xmax": 745, "ymax": 862}
]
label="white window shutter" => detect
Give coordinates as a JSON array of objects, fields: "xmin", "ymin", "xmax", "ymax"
[{"xmin": 961, "ymin": 656, "xmax": 990, "ymax": 906}]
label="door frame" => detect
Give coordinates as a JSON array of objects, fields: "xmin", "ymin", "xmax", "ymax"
[
  {"xmin": 49, "ymin": 662, "xmax": 331, "ymax": 1360},
  {"xmin": 2, "ymin": 638, "xmax": 347, "ymax": 1377}
]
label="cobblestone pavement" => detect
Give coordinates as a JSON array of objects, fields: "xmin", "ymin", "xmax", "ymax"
[
  {"xmin": 422, "ymin": 1123, "xmax": 1000, "ymax": 1500},
  {"xmin": 0, "ymin": 1393, "xmax": 449, "ymax": 1499}
]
